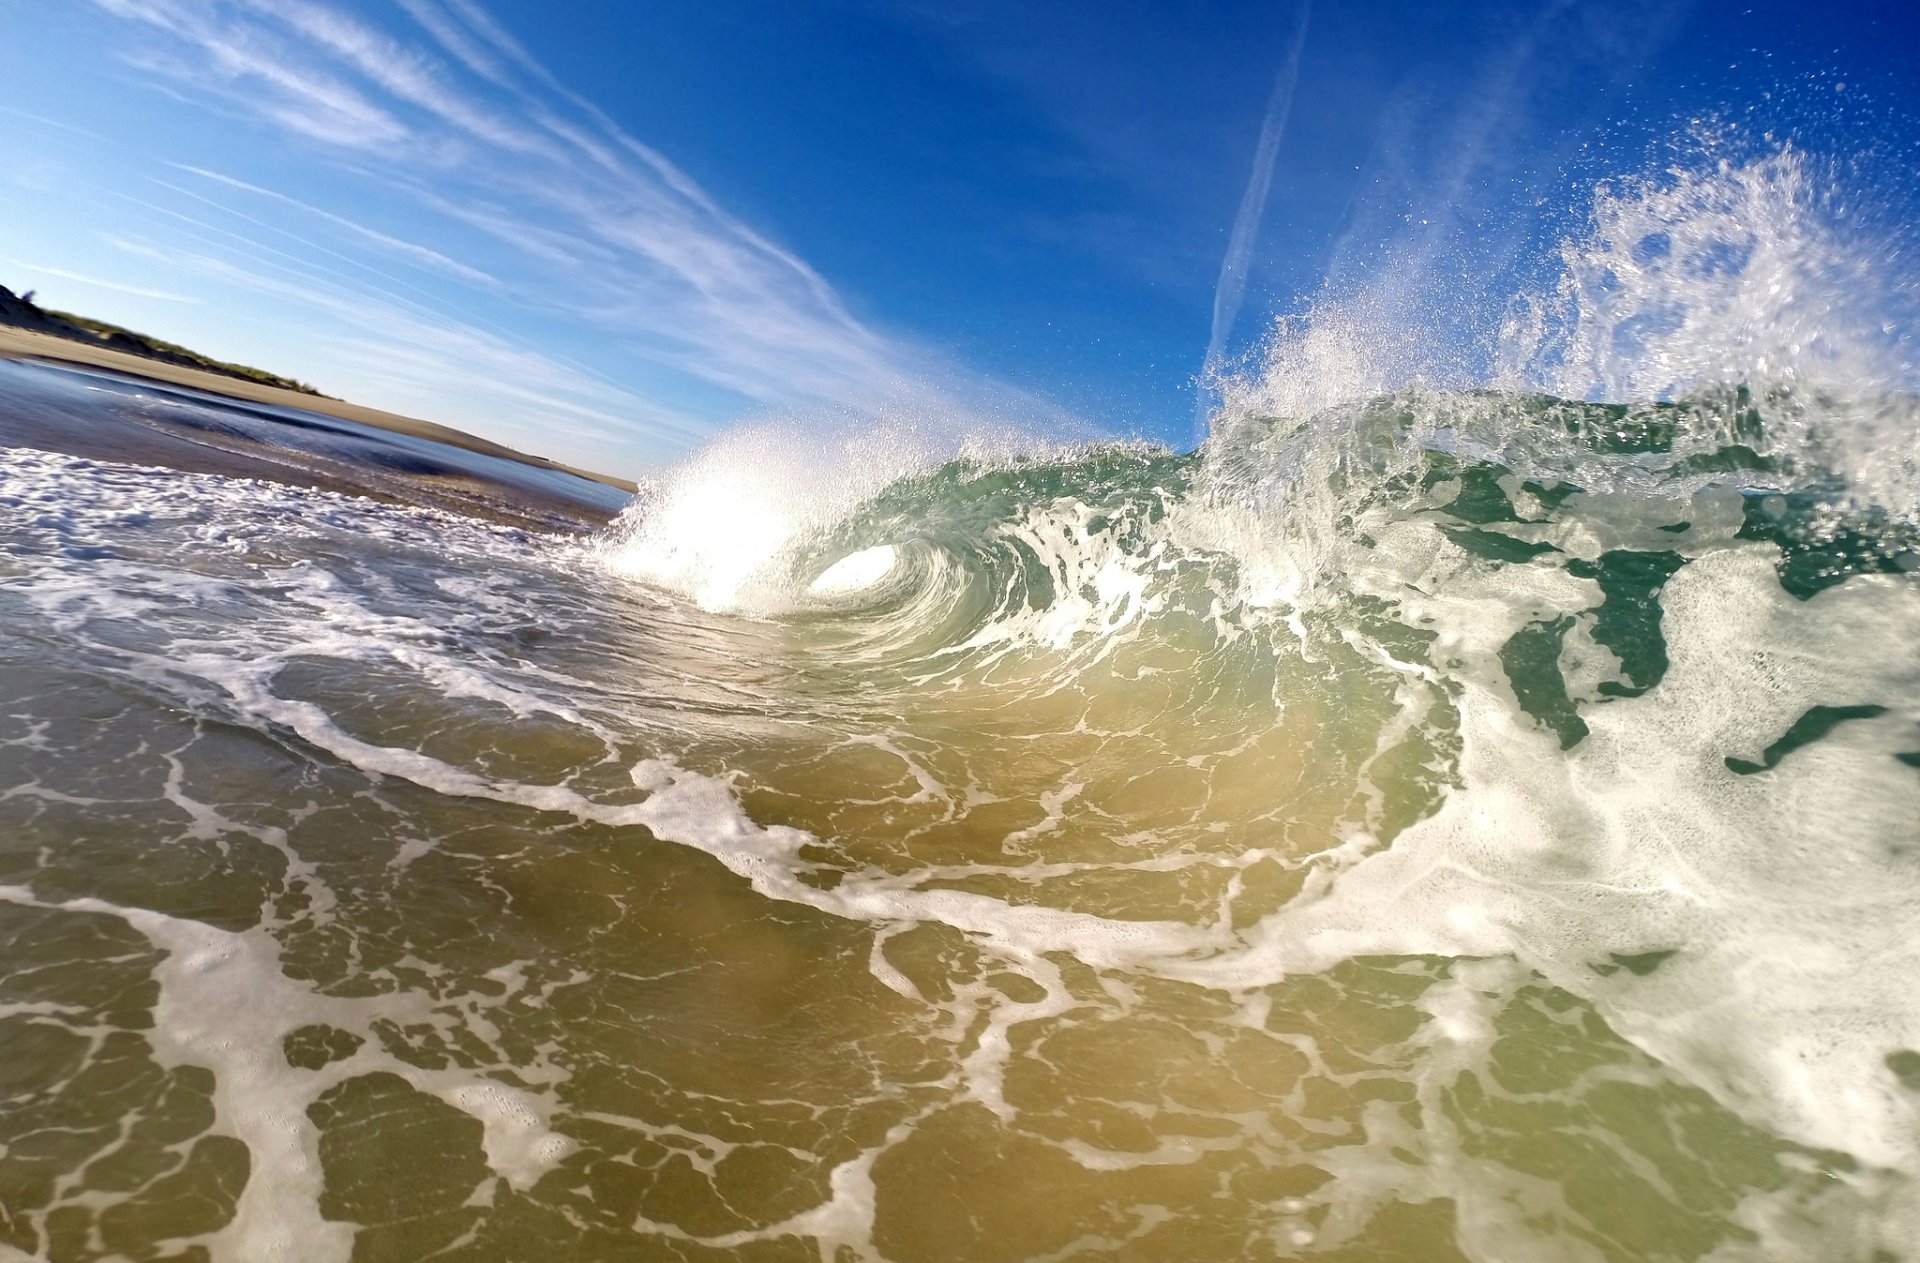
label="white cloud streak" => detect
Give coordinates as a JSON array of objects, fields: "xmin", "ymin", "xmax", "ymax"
[
  {"xmin": 1199, "ymin": 3, "xmax": 1311, "ymax": 431},
  {"xmin": 168, "ymin": 163, "xmax": 499, "ymax": 287},
  {"xmin": 5, "ymin": 258, "xmax": 202, "ymax": 304}
]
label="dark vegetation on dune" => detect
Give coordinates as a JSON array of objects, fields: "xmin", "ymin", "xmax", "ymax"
[{"xmin": 0, "ymin": 282, "xmax": 333, "ymax": 399}]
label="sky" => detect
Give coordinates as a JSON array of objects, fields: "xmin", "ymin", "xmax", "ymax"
[{"xmin": 0, "ymin": 0, "xmax": 1914, "ymax": 477}]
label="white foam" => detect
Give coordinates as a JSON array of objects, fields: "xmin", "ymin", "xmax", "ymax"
[
  {"xmin": 1197, "ymin": 138, "xmax": 1920, "ymax": 621},
  {"xmin": 809, "ymin": 544, "xmax": 900, "ymax": 594},
  {"xmin": 0, "ymin": 885, "xmax": 578, "ymax": 1263},
  {"xmin": 440, "ymin": 1083, "xmax": 579, "ymax": 1192},
  {"xmin": 594, "ymin": 416, "xmax": 1039, "ymax": 612},
  {"xmin": 1176, "ymin": 547, "xmax": 1920, "ymax": 1180}
]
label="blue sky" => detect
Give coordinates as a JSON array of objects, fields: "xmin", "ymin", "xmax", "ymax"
[{"xmin": 0, "ymin": 0, "xmax": 1914, "ymax": 476}]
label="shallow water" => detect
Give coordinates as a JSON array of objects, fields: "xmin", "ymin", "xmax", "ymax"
[
  {"xmin": 0, "ymin": 358, "xmax": 628, "ymax": 531},
  {"xmin": 2, "ymin": 143, "xmax": 1920, "ymax": 1262}
]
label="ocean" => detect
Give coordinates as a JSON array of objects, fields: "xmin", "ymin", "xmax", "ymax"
[{"xmin": 1, "ymin": 144, "xmax": 1917, "ymax": 1262}]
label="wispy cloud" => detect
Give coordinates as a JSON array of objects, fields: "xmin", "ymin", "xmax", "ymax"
[
  {"xmin": 96, "ymin": 0, "xmax": 411, "ymax": 150},
  {"xmin": 5, "ymin": 257, "xmax": 201, "ymax": 304},
  {"xmin": 0, "ymin": 107, "xmax": 111, "ymax": 144},
  {"xmin": 168, "ymin": 163, "xmax": 499, "ymax": 288},
  {"xmin": 79, "ymin": 0, "xmax": 1053, "ymax": 463},
  {"xmin": 1199, "ymin": 2, "xmax": 1311, "ymax": 432},
  {"xmin": 392, "ymin": 0, "xmax": 515, "ymax": 88}
]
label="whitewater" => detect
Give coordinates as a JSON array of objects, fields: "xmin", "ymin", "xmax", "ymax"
[{"xmin": 1, "ymin": 141, "xmax": 1917, "ymax": 1261}]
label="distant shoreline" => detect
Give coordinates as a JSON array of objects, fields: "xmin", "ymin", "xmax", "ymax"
[{"xmin": 0, "ymin": 325, "xmax": 638, "ymax": 495}]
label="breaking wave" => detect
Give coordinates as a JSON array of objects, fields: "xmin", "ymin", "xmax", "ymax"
[{"xmin": 3, "ymin": 136, "xmax": 1917, "ymax": 1261}]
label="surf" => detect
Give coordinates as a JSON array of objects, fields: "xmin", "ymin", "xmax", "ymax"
[{"xmin": 1, "ymin": 133, "xmax": 1916, "ymax": 1261}]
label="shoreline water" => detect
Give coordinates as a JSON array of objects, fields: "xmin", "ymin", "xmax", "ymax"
[
  {"xmin": 0, "ymin": 325, "xmax": 637, "ymax": 495},
  {"xmin": 0, "ymin": 352, "xmax": 634, "ymax": 534}
]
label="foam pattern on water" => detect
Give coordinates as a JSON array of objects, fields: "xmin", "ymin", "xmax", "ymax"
[{"xmin": 3, "ymin": 137, "xmax": 1919, "ymax": 1262}]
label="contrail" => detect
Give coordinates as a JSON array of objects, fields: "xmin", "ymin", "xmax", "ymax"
[{"xmin": 1197, "ymin": 2, "xmax": 1312, "ymax": 437}]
